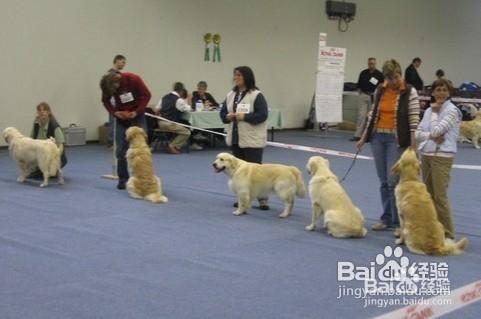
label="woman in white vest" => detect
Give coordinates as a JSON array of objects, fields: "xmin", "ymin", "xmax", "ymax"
[
  {"xmin": 415, "ymin": 78, "xmax": 461, "ymax": 240},
  {"xmin": 220, "ymin": 66, "xmax": 269, "ymax": 210}
]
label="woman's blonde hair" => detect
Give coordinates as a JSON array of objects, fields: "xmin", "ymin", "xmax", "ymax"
[{"xmin": 382, "ymin": 59, "xmax": 402, "ymax": 78}]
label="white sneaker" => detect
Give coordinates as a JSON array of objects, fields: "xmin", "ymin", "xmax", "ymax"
[
  {"xmin": 190, "ymin": 143, "xmax": 203, "ymax": 150},
  {"xmin": 193, "ymin": 133, "xmax": 209, "ymax": 141}
]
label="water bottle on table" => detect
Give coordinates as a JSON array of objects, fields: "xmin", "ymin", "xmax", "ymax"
[{"xmin": 195, "ymin": 100, "xmax": 203, "ymax": 111}]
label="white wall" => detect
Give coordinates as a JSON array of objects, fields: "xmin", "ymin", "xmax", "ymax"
[{"xmin": 0, "ymin": 0, "xmax": 479, "ymax": 146}]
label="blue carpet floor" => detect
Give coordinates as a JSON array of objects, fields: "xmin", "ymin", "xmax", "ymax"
[{"xmin": 0, "ymin": 130, "xmax": 480, "ymax": 319}]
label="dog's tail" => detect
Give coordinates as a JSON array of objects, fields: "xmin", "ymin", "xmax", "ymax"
[
  {"xmin": 435, "ymin": 237, "xmax": 469, "ymax": 256},
  {"xmin": 145, "ymin": 192, "xmax": 169, "ymax": 204},
  {"xmin": 291, "ymin": 166, "xmax": 306, "ymax": 198}
]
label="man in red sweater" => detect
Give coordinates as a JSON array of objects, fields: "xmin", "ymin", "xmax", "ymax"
[{"xmin": 100, "ymin": 71, "xmax": 151, "ymax": 189}]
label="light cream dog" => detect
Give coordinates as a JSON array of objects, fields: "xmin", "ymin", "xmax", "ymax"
[
  {"xmin": 212, "ymin": 152, "xmax": 305, "ymax": 217},
  {"xmin": 3, "ymin": 127, "xmax": 63, "ymax": 187},
  {"xmin": 459, "ymin": 110, "xmax": 481, "ymax": 149},
  {"xmin": 392, "ymin": 148, "xmax": 468, "ymax": 255},
  {"xmin": 305, "ymin": 156, "xmax": 367, "ymax": 238},
  {"xmin": 125, "ymin": 126, "xmax": 168, "ymax": 203}
]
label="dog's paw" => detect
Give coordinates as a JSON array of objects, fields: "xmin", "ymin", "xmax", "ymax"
[
  {"xmin": 58, "ymin": 178, "xmax": 65, "ymax": 185},
  {"xmin": 305, "ymin": 224, "xmax": 316, "ymax": 231},
  {"xmin": 232, "ymin": 210, "xmax": 245, "ymax": 216},
  {"xmin": 40, "ymin": 183, "xmax": 47, "ymax": 188},
  {"xmin": 17, "ymin": 176, "xmax": 26, "ymax": 183},
  {"xmin": 279, "ymin": 212, "xmax": 290, "ymax": 218},
  {"xmin": 395, "ymin": 238, "xmax": 404, "ymax": 245}
]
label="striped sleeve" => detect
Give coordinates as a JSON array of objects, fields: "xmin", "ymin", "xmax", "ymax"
[
  {"xmin": 408, "ymin": 87, "xmax": 420, "ymax": 131},
  {"xmin": 429, "ymin": 108, "xmax": 460, "ymax": 138}
]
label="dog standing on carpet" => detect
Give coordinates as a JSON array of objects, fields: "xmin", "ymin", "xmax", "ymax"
[
  {"xmin": 391, "ymin": 148, "xmax": 468, "ymax": 255},
  {"xmin": 305, "ymin": 156, "xmax": 367, "ymax": 238},
  {"xmin": 212, "ymin": 152, "xmax": 305, "ymax": 217},
  {"xmin": 459, "ymin": 110, "xmax": 481, "ymax": 149},
  {"xmin": 125, "ymin": 126, "xmax": 168, "ymax": 203},
  {"xmin": 3, "ymin": 127, "xmax": 63, "ymax": 187}
]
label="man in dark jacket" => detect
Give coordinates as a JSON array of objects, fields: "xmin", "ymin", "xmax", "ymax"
[{"xmin": 404, "ymin": 57, "xmax": 424, "ymax": 91}]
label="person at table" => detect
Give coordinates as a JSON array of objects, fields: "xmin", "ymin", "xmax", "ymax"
[
  {"xmin": 220, "ymin": 66, "xmax": 270, "ymax": 210},
  {"xmin": 192, "ymin": 81, "xmax": 219, "ymax": 110},
  {"xmin": 155, "ymin": 82, "xmax": 192, "ymax": 154}
]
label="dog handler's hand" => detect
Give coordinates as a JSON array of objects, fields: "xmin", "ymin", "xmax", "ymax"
[
  {"xmin": 226, "ymin": 112, "xmax": 236, "ymax": 122},
  {"xmin": 235, "ymin": 113, "xmax": 245, "ymax": 121},
  {"xmin": 356, "ymin": 137, "xmax": 365, "ymax": 151},
  {"xmin": 114, "ymin": 111, "xmax": 128, "ymax": 120}
]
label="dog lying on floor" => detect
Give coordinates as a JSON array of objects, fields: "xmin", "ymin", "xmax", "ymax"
[
  {"xmin": 305, "ymin": 156, "xmax": 367, "ymax": 238},
  {"xmin": 125, "ymin": 126, "xmax": 168, "ymax": 203},
  {"xmin": 3, "ymin": 127, "xmax": 64, "ymax": 187},
  {"xmin": 459, "ymin": 110, "xmax": 481, "ymax": 149},
  {"xmin": 391, "ymin": 148, "xmax": 468, "ymax": 255},
  {"xmin": 212, "ymin": 152, "xmax": 305, "ymax": 217}
]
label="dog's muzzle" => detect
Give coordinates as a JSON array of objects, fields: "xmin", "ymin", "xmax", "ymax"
[{"xmin": 212, "ymin": 163, "xmax": 225, "ymax": 173}]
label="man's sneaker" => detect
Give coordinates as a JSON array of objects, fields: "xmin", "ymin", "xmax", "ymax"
[
  {"xmin": 166, "ymin": 145, "xmax": 181, "ymax": 154},
  {"xmin": 371, "ymin": 222, "xmax": 390, "ymax": 231},
  {"xmin": 190, "ymin": 143, "xmax": 203, "ymax": 150},
  {"xmin": 193, "ymin": 133, "xmax": 209, "ymax": 142}
]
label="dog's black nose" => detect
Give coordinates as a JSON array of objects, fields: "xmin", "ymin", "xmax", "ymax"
[{"xmin": 212, "ymin": 163, "xmax": 217, "ymax": 168}]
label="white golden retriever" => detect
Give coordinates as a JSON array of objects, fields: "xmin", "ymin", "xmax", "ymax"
[
  {"xmin": 212, "ymin": 152, "xmax": 305, "ymax": 217},
  {"xmin": 3, "ymin": 127, "xmax": 63, "ymax": 187},
  {"xmin": 305, "ymin": 156, "xmax": 367, "ymax": 238},
  {"xmin": 392, "ymin": 148, "xmax": 468, "ymax": 255},
  {"xmin": 459, "ymin": 111, "xmax": 481, "ymax": 149},
  {"xmin": 125, "ymin": 126, "xmax": 168, "ymax": 203}
]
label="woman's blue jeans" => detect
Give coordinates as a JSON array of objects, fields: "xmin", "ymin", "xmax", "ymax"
[{"xmin": 370, "ymin": 133, "xmax": 403, "ymax": 227}]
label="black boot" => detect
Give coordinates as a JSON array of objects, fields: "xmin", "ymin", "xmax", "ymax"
[{"xmin": 117, "ymin": 159, "xmax": 129, "ymax": 190}]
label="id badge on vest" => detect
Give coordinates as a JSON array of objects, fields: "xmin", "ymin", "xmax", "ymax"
[
  {"xmin": 119, "ymin": 92, "xmax": 134, "ymax": 104},
  {"xmin": 236, "ymin": 103, "xmax": 250, "ymax": 114},
  {"xmin": 369, "ymin": 77, "xmax": 379, "ymax": 86}
]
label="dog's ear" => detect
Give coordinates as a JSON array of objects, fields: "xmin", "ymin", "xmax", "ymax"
[
  {"xmin": 323, "ymin": 158, "xmax": 330, "ymax": 168},
  {"xmin": 391, "ymin": 161, "xmax": 401, "ymax": 175},
  {"xmin": 229, "ymin": 156, "xmax": 238, "ymax": 169},
  {"xmin": 307, "ymin": 158, "xmax": 317, "ymax": 175}
]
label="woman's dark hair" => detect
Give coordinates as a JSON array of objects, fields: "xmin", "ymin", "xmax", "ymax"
[
  {"xmin": 432, "ymin": 78, "xmax": 454, "ymax": 95},
  {"xmin": 100, "ymin": 72, "xmax": 121, "ymax": 96},
  {"xmin": 173, "ymin": 82, "xmax": 185, "ymax": 93},
  {"xmin": 435, "ymin": 69, "xmax": 445, "ymax": 78},
  {"xmin": 233, "ymin": 66, "xmax": 258, "ymax": 92}
]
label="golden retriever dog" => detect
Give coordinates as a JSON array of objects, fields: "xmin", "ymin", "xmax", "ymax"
[
  {"xmin": 392, "ymin": 148, "xmax": 468, "ymax": 255},
  {"xmin": 212, "ymin": 152, "xmax": 305, "ymax": 217},
  {"xmin": 3, "ymin": 127, "xmax": 63, "ymax": 187},
  {"xmin": 459, "ymin": 111, "xmax": 481, "ymax": 149},
  {"xmin": 125, "ymin": 126, "xmax": 168, "ymax": 203},
  {"xmin": 305, "ymin": 156, "xmax": 367, "ymax": 238}
]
